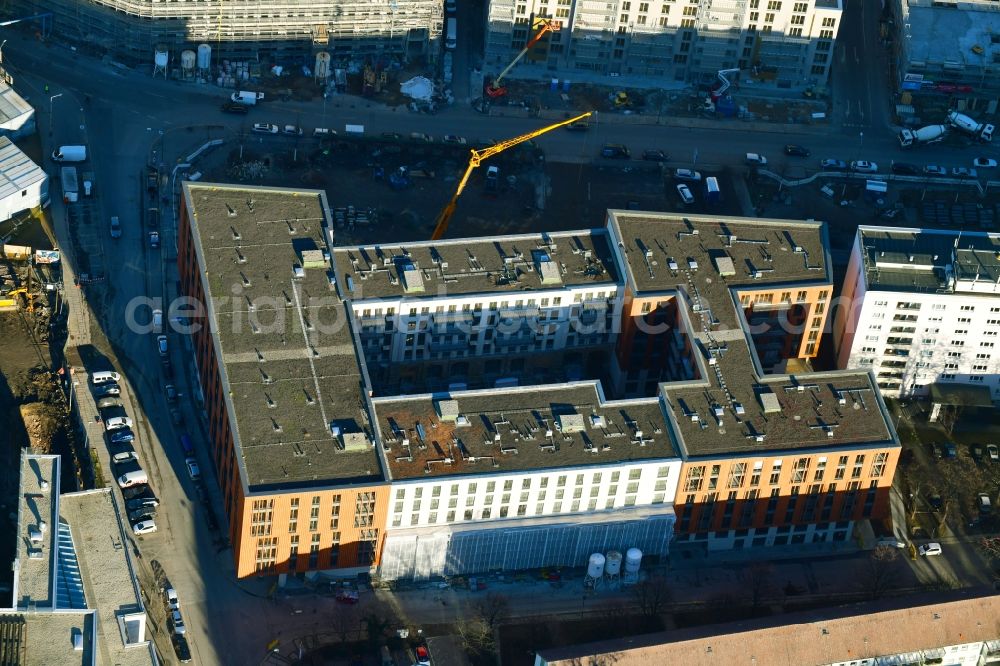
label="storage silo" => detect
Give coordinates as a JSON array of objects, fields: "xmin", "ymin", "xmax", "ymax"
[
  {"xmin": 197, "ymin": 44, "xmax": 212, "ymax": 72},
  {"xmin": 314, "ymin": 52, "xmax": 331, "ymax": 81},
  {"xmin": 180, "ymin": 50, "xmax": 196, "ymax": 72}
]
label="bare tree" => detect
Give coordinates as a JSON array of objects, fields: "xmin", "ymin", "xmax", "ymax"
[
  {"xmin": 330, "ymin": 602, "xmax": 360, "ymax": 644},
  {"xmin": 474, "ymin": 592, "xmax": 510, "ymax": 630},
  {"xmin": 978, "ymin": 536, "xmax": 1000, "ymax": 561},
  {"xmin": 745, "ymin": 562, "xmax": 773, "ymax": 611},
  {"xmin": 631, "ymin": 575, "xmax": 671, "ymax": 618},
  {"xmin": 361, "ymin": 600, "xmax": 397, "ymax": 651},
  {"xmin": 457, "ymin": 616, "xmax": 496, "ymax": 660},
  {"xmin": 858, "ymin": 545, "xmax": 901, "ymax": 600}
]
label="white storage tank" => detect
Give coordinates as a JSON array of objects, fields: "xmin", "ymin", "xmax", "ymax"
[
  {"xmin": 624, "ymin": 548, "xmax": 643, "ymax": 574},
  {"xmin": 315, "ymin": 52, "xmax": 331, "ymax": 80},
  {"xmin": 180, "ymin": 50, "xmax": 196, "ymax": 71},
  {"xmin": 197, "ymin": 43, "xmax": 212, "ymax": 71},
  {"xmin": 586, "ymin": 553, "xmax": 606, "ymax": 579},
  {"xmin": 604, "ymin": 550, "xmax": 622, "ymax": 576},
  {"xmin": 153, "ymin": 48, "xmax": 169, "ymax": 68}
]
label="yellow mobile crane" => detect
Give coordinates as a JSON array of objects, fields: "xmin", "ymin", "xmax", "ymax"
[{"xmin": 430, "ymin": 110, "xmax": 593, "ymax": 240}]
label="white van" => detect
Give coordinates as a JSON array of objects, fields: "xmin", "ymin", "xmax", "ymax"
[
  {"xmin": 152, "ymin": 309, "xmax": 163, "ymax": 332},
  {"xmin": 446, "ymin": 18, "xmax": 457, "ymax": 50},
  {"xmin": 91, "ymin": 371, "xmax": 121, "ymax": 385},
  {"xmin": 118, "ymin": 470, "xmax": 148, "ymax": 488},
  {"xmin": 105, "ymin": 416, "xmax": 133, "ymax": 431},
  {"xmin": 52, "ymin": 145, "xmax": 87, "ymax": 162}
]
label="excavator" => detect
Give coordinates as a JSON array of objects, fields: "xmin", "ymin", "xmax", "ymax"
[
  {"xmin": 430, "ymin": 110, "xmax": 592, "ymax": 241},
  {"xmin": 483, "ymin": 18, "xmax": 559, "ymax": 100}
]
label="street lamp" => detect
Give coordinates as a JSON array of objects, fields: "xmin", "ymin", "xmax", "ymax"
[
  {"xmin": 0, "ymin": 40, "xmax": 7, "ymax": 64},
  {"xmin": 49, "ymin": 92, "xmax": 63, "ymax": 137}
]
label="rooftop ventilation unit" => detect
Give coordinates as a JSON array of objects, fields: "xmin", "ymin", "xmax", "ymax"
[
  {"xmin": 759, "ymin": 391, "xmax": 781, "ymax": 413},
  {"xmin": 557, "ymin": 413, "xmax": 586, "ymax": 433},
  {"xmin": 401, "ymin": 265, "xmax": 424, "ymax": 293},
  {"xmin": 341, "ymin": 432, "xmax": 371, "ymax": 452},
  {"xmin": 435, "ymin": 399, "xmax": 460, "ymax": 422},
  {"xmin": 292, "ymin": 264, "xmax": 305, "ymax": 279},
  {"xmin": 713, "ymin": 256, "xmax": 736, "ymax": 277}
]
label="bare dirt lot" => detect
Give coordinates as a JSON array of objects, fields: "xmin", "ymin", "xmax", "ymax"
[{"xmin": 202, "ymin": 136, "xmax": 744, "ymax": 245}]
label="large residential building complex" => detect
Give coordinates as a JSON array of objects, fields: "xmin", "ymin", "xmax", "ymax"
[
  {"xmin": 1, "ymin": 452, "xmax": 156, "ymax": 665},
  {"xmin": 834, "ymin": 226, "xmax": 1000, "ymax": 401},
  {"xmin": 6, "ymin": 0, "xmax": 441, "ymax": 65},
  {"xmin": 178, "ymin": 182, "xmax": 898, "ymax": 581},
  {"xmin": 535, "ymin": 590, "xmax": 1000, "ymax": 666},
  {"xmin": 889, "ymin": 0, "xmax": 1000, "ymax": 106},
  {"xmin": 484, "ymin": 0, "xmax": 842, "ymax": 88}
]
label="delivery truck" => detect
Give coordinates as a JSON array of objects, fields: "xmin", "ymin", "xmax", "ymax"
[
  {"xmin": 60, "ymin": 167, "xmax": 79, "ymax": 203},
  {"xmin": 52, "ymin": 145, "xmax": 87, "ymax": 162},
  {"xmin": 231, "ymin": 90, "xmax": 265, "ymax": 105}
]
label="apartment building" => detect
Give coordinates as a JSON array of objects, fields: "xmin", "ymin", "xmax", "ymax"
[
  {"xmin": 606, "ymin": 212, "xmax": 900, "ymax": 550},
  {"xmin": 889, "ymin": 0, "xmax": 1000, "ymax": 105},
  {"xmin": 177, "ymin": 184, "xmax": 390, "ymax": 579},
  {"xmin": 177, "ymin": 183, "xmax": 898, "ymax": 580},
  {"xmin": 6, "ymin": 0, "xmax": 441, "ymax": 65},
  {"xmin": 535, "ymin": 590, "xmax": 1000, "ymax": 666},
  {"xmin": 834, "ymin": 226, "xmax": 1000, "ymax": 401},
  {"xmin": 484, "ymin": 0, "xmax": 842, "ymax": 88},
  {"xmin": 2, "ymin": 452, "xmax": 156, "ymax": 665}
]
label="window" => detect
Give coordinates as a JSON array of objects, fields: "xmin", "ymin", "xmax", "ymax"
[
  {"xmin": 871, "ymin": 452, "xmax": 888, "ymax": 478},
  {"xmin": 684, "ymin": 465, "xmax": 705, "ymax": 492},
  {"xmin": 769, "ymin": 461, "xmax": 782, "ymax": 486}
]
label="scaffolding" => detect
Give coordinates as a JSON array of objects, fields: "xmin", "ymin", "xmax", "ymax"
[{"xmin": 3, "ymin": 0, "xmax": 442, "ymax": 65}]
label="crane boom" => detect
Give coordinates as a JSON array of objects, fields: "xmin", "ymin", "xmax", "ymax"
[
  {"xmin": 486, "ymin": 19, "xmax": 558, "ymax": 98},
  {"xmin": 430, "ymin": 111, "xmax": 592, "ymax": 241}
]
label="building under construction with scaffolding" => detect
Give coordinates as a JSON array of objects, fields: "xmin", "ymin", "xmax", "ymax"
[{"xmin": 3, "ymin": 0, "xmax": 442, "ymax": 66}]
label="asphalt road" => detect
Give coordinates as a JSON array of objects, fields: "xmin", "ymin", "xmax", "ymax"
[{"xmin": 3, "ymin": 19, "xmax": 999, "ymax": 665}]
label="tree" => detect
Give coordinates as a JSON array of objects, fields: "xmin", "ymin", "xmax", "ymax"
[
  {"xmin": 978, "ymin": 536, "xmax": 1000, "ymax": 561},
  {"xmin": 631, "ymin": 575, "xmax": 671, "ymax": 618},
  {"xmin": 458, "ymin": 616, "xmax": 496, "ymax": 659},
  {"xmin": 745, "ymin": 562, "xmax": 773, "ymax": 611},
  {"xmin": 473, "ymin": 592, "xmax": 509, "ymax": 630},
  {"xmin": 360, "ymin": 601, "xmax": 397, "ymax": 652},
  {"xmin": 857, "ymin": 545, "xmax": 901, "ymax": 600},
  {"xmin": 330, "ymin": 601, "xmax": 360, "ymax": 643}
]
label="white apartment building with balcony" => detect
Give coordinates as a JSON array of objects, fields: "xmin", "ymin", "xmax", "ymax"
[
  {"xmin": 484, "ymin": 0, "xmax": 842, "ymax": 88},
  {"xmin": 834, "ymin": 226, "xmax": 1000, "ymax": 400}
]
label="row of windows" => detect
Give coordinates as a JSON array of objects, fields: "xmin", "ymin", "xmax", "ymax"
[{"xmin": 683, "ymin": 454, "xmax": 889, "ymax": 493}]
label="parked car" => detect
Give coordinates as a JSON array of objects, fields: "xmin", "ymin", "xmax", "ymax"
[
  {"xmin": 166, "ymin": 587, "xmax": 180, "ymax": 611},
  {"xmin": 220, "ymin": 101, "xmax": 249, "ymax": 115},
  {"xmin": 165, "ymin": 384, "xmax": 177, "ymax": 403},
  {"xmin": 851, "ymin": 160, "xmax": 879, "ymax": 172},
  {"xmin": 157, "ymin": 335, "xmax": 168, "ymax": 357},
  {"xmin": 132, "ymin": 519, "xmax": 157, "ymax": 536},
  {"xmin": 924, "ymin": 165, "xmax": 948, "ymax": 176},
  {"xmin": 876, "ymin": 536, "xmax": 906, "ymax": 549},
  {"xmin": 442, "ymin": 134, "xmax": 467, "ymax": 144},
  {"xmin": 972, "ymin": 444, "xmax": 985, "ymax": 462},
  {"xmin": 251, "ymin": 123, "xmax": 279, "ymax": 134},
  {"xmin": 97, "ymin": 397, "xmax": 123, "ymax": 410},
  {"xmin": 973, "ymin": 157, "xmax": 997, "ymax": 168},
  {"xmin": 944, "ymin": 442, "xmax": 958, "ymax": 459},
  {"xmin": 111, "ymin": 447, "xmax": 136, "ymax": 463},
  {"xmin": 416, "ymin": 646, "xmax": 431, "ymax": 666},
  {"xmin": 185, "ymin": 458, "xmax": 201, "ymax": 481},
  {"xmin": 93, "ymin": 383, "xmax": 121, "ymax": 397},
  {"xmin": 820, "ymin": 159, "xmax": 848, "ymax": 171},
  {"xmin": 281, "ymin": 125, "xmax": 301, "ymax": 136},
  {"xmin": 642, "ymin": 149, "xmax": 669, "ymax": 162},
  {"xmin": 128, "ymin": 506, "xmax": 157, "ymax": 523},
  {"xmin": 988, "ymin": 444, "xmax": 999, "ymax": 462},
  {"xmin": 951, "ymin": 166, "xmax": 978, "ymax": 178},
  {"xmin": 105, "ymin": 416, "xmax": 133, "ymax": 431},
  {"xmin": 565, "ymin": 120, "xmax": 590, "ymax": 131},
  {"xmin": 784, "ymin": 144, "xmax": 810, "ymax": 157},
  {"xmin": 381, "ymin": 132, "xmax": 403, "ymax": 141},
  {"xmin": 918, "ymin": 542, "xmax": 942, "ymax": 556},
  {"xmin": 170, "ymin": 407, "xmax": 183, "ymax": 425},
  {"xmin": 409, "ymin": 132, "xmax": 433, "ymax": 142},
  {"xmin": 172, "ymin": 635, "xmax": 192, "ymax": 664},
  {"xmin": 676, "ymin": 183, "xmax": 695, "ymax": 204},
  {"xmin": 929, "ymin": 442, "xmax": 944, "ymax": 459},
  {"xmin": 891, "ymin": 163, "xmax": 920, "ymax": 175},
  {"xmin": 335, "ymin": 589, "xmax": 359, "ymax": 604},
  {"xmin": 674, "ymin": 168, "xmax": 702, "ymax": 182},
  {"xmin": 109, "ymin": 216, "xmax": 122, "ymax": 239},
  {"xmin": 600, "ymin": 144, "xmax": 630, "ymax": 159},
  {"xmin": 978, "ymin": 493, "xmax": 993, "ymax": 515},
  {"xmin": 171, "ymin": 610, "xmax": 186, "ymax": 635},
  {"xmin": 122, "ymin": 484, "xmax": 152, "ymax": 500},
  {"xmin": 745, "ymin": 152, "xmax": 768, "ymax": 165},
  {"xmin": 108, "ymin": 428, "xmax": 134, "ymax": 445},
  {"xmin": 149, "ymin": 231, "xmax": 159, "ymax": 248},
  {"xmin": 927, "ymin": 493, "xmax": 944, "ymax": 510},
  {"xmin": 126, "ymin": 495, "xmax": 160, "ymax": 512}
]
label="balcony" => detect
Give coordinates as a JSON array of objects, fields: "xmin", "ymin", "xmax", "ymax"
[{"xmin": 885, "ymin": 337, "xmax": 913, "ymax": 346}]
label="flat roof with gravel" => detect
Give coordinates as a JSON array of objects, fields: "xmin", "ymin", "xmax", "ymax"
[
  {"xmin": 858, "ymin": 226, "xmax": 1000, "ymax": 295},
  {"xmin": 608, "ymin": 212, "xmax": 831, "ymax": 329},
  {"xmin": 182, "ymin": 183, "xmax": 381, "ymax": 490},
  {"xmin": 332, "ymin": 230, "xmax": 619, "ymax": 301},
  {"xmin": 59, "ymin": 489, "xmax": 155, "ymax": 666},
  {"xmin": 372, "ymin": 382, "xmax": 675, "ymax": 480},
  {"xmin": 14, "ymin": 453, "xmax": 59, "ymax": 610}
]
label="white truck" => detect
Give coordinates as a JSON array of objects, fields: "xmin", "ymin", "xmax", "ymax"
[
  {"xmin": 947, "ymin": 111, "xmax": 994, "ymax": 142},
  {"xmin": 898, "ymin": 124, "xmax": 948, "ymax": 147},
  {"xmin": 52, "ymin": 145, "xmax": 87, "ymax": 162},
  {"xmin": 231, "ymin": 90, "xmax": 265, "ymax": 105},
  {"xmin": 60, "ymin": 166, "xmax": 79, "ymax": 203}
]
